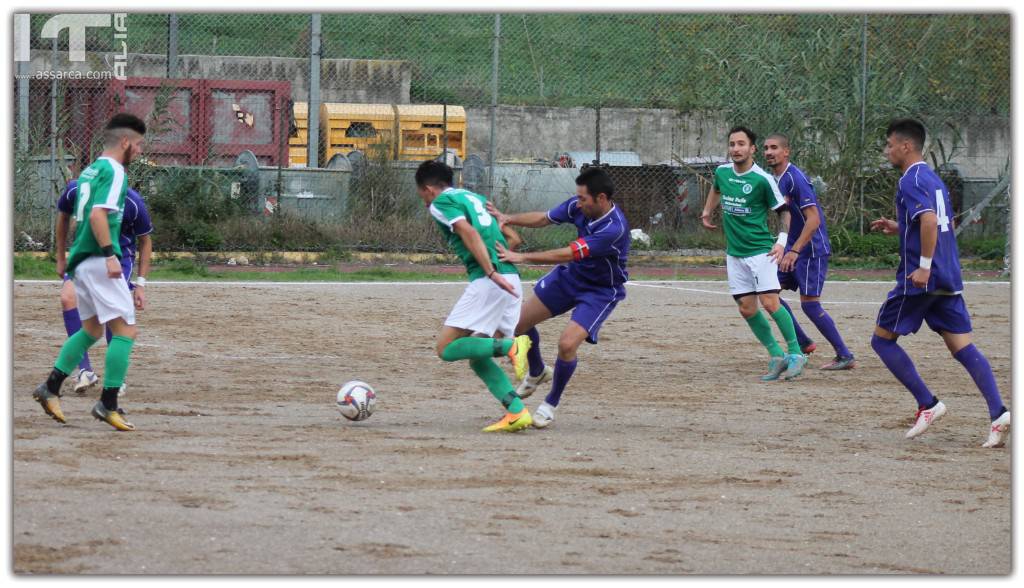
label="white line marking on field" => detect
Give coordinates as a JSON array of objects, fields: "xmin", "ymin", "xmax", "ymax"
[{"xmin": 14, "ymin": 278, "xmax": 1010, "ymax": 287}]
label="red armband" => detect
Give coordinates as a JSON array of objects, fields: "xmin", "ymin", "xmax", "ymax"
[{"xmin": 570, "ymin": 238, "xmax": 590, "ymax": 261}]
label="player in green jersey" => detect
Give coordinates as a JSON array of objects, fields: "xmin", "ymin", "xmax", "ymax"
[
  {"xmin": 31, "ymin": 113, "xmax": 147, "ymax": 431},
  {"xmin": 415, "ymin": 160, "xmax": 533, "ymax": 432},
  {"xmin": 701, "ymin": 126, "xmax": 807, "ymax": 381}
]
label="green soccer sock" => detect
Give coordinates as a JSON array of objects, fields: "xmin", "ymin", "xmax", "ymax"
[
  {"xmin": 103, "ymin": 335, "xmax": 135, "ymax": 389},
  {"xmin": 469, "ymin": 358, "xmax": 525, "ymax": 413},
  {"xmin": 441, "ymin": 337, "xmax": 513, "ymax": 362},
  {"xmin": 745, "ymin": 311, "xmax": 784, "ymax": 357},
  {"xmin": 54, "ymin": 329, "xmax": 101, "ymax": 376},
  {"xmin": 770, "ymin": 307, "xmax": 803, "ymax": 355}
]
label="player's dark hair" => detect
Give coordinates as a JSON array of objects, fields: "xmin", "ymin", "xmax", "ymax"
[
  {"xmin": 886, "ymin": 118, "xmax": 926, "ymax": 152},
  {"xmin": 105, "ymin": 113, "xmax": 147, "ymax": 136},
  {"xmin": 728, "ymin": 125, "xmax": 757, "ymax": 145},
  {"xmin": 765, "ymin": 132, "xmax": 789, "ymax": 148},
  {"xmin": 415, "ymin": 159, "xmax": 454, "ymax": 189},
  {"xmin": 576, "ymin": 166, "xmax": 615, "ymax": 200}
]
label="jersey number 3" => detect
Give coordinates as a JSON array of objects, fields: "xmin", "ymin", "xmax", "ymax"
[
  {"xmin": 464, "ymin": 193, "xmax": 493, "ymax": 227},
  {"xmin": 935, "ymin": 189, "xmax": 951, "ymax": 233}
]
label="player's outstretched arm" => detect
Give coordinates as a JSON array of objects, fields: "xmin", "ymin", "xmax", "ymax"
[
  {"xmin": 497, "ymin": 242, "xmax": 574, "ymax": 265},
  {"xmin": 486, "ymin": 201, "xmax": 551, "ymax": 229},
  {"xmin": 701, "ymin": 187, "xmax": 720, "ymax": 229}
]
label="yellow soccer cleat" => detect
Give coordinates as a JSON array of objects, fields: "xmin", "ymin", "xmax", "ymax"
[
  {"xmin": 32, "ymin": 384, "xmax": 66, "ymax": 424},
  {"xmin": 482, "ymin": 408, "xmax": 533, "ymax": 433},
  {"xmin": 507, "ymin": 334, "xmax": 532, "ymax": 382},
  {"xmin": 91, "ymin": 401, "xmax": 136, "ymax": 431}
]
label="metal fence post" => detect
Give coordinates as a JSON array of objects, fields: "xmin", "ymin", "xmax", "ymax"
[
  {"xmin": 595, "ymin": 105, "xmax": 601, "ymax": 165},
  {"xmin": 858, "ymin": 14, "xmax": 868, "ymax": 235},
  {"xmin": 49, "ymin": 35, "xmax": 58, "ymax": 249},
  {"xmin": 168, "ymin": 14, "xmax": 179, "ymax": 78},
  {"xmin": 487, "ymin": 14, "xmax": 500, "ymax": 197},
  {"xmin": 307, "ymin": 13, "xmax": 321, "ymax": 168}
]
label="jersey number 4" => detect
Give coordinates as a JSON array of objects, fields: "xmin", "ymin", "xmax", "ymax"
[{"xmin": 935, "ymin": 189, "xmax": 951, "ymax": 233}]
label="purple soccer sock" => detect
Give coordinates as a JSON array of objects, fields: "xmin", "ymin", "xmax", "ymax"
[
  {"xmin": 779, "ymin": 298, "xmax": 813, "ymax": 348},
  {"xmin": 544, "ymin": 357, "xmax": 577, "ymax": 408},
  {"xmin": 871, "ymin": 335, "xmax": 935, "ymax": 408},
  {"xmin": 802, "ymin": 301, "xmax": 852, "ymax": 358},
  {"xmin": 953, "ymin": 344, "xmax": 1006, "ymax": 421},
  {"xmin": 526, "ymin": 327, "xmax": 545, "ymax": 378},
  {"xmin": 62, "ymin": 308, "xmax": 91, "ymax": 372}
]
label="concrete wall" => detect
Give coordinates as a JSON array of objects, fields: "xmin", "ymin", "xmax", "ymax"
[
  {"xmin": 468, "ymin": 106, "xmax": 1010, "ymax": 179},
  {"xmin": 27, "ymin": 50, "xmax": 411, "ymax": 104}
]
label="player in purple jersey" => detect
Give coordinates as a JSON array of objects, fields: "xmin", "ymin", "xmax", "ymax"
[
  {"xmin": 55, "ymin": 179, "xmax": 153, "ymax": 398},
  {"xmin": 763, "ymin": 133, "xmax": 855, "ymax": 371},
  {"xmin": 870, "ymin": 119, "xmax": 1009, "ymax": 447},
  {"xmin": 488, "ymin": 167, "xmax": 630, "ymax": 428}
]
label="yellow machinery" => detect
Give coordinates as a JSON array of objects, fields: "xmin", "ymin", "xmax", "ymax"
[
  {"xmin": 288, "ymin": 102, "xmax": 308, "ymax": 167},
  {"xmin": 316, "ymin": 103, "xmax": 466, "ymax": 165}
]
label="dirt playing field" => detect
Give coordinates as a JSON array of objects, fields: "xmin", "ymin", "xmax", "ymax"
[{"xmin": 11, "ymin": 278, "xmax": 1011, "ymax": 574}]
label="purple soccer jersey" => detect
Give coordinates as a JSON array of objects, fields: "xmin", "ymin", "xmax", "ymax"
[
  {"xmin": 545, "ymin": 196, "xmax": 631, "ymax": 289},
  {"xmin": 775, "ymin": 163, "xmax": 831, "ymax": 258},
  {"xmin": 893, "ymin": 162, "xmax": 964, "ymax": 295},
  {"xmin": 58, "ymin": 180, "xmax": 152, "ymax": 281}
]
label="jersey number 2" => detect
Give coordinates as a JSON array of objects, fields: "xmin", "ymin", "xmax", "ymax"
[
  {"xmin": 935, "ymin": 189, "xmax": 951, "ymax": 233},
  {"xmin": 464, "ymin": 194, "xmax": 493, "ymax": 227}
]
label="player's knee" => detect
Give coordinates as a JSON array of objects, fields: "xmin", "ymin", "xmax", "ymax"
[
  {"xmin": 870, "ymin": 333, "xmax": 895, "ymax": 353},
  {"xmin": 435, "ymin": 341, "xmax": 449, "ymax": 360},
  {"xmin": 59, "ymin": 289, "xmax": 76, "ymax": 311},
  {"xmin": 557, "ymin": 337, "xmax": 579, "ymax": 359},
  {"xmin": 760, "ymin": 296, "xmax": 781, "ymax": 313}
]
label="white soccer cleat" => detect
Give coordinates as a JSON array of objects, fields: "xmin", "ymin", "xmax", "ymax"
[
  {"xmin": 516, "ymin": 365, "xmax": 553, "ymax": 400},
  {"xmin": 982, "ymin": 411, "xmax": 1011, "ymax": 448},
  {"xmin": 532, "ymin": 402, "xmax": 556, "ymax": 428},
  {"xmin": 906, "ymin": 400, "xmax": 947, "ymax": 439},
  {"xmin": 73, "ymin": 370, "xmax": 99, "ymax": 395}
]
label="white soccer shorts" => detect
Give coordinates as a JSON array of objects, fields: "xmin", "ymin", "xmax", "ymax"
[
  {"xmin": 726, "ymin": 253, "xmax": 782, "ymax": 297},
  {"xmin": 72, "ymin": 255, "xmax": 136, "ymax": 325},
  {"xmin": 445, "ymin": 274, "xmax": 522, "ymax": 336}
]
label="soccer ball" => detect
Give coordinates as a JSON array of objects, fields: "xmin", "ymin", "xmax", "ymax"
[{"xmin": 336, "ymin": 381, "xmax": 377, "ymax": 421}]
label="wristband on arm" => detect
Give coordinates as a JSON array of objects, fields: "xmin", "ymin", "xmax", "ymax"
[
  {"xmin": 775, "ymin": 232, "xmax": 788, "ymax": 248},
  {"xmin": 918, "ymin": 256, "xmax": 933, "ymax": 270},
  {"xmin": 101, "ymin": 245, "xmax": 115, "ymax": 258}
]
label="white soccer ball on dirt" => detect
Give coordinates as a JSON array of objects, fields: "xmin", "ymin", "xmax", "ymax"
[{"xmin": 336, "ymin": 381, "xmax": 377, "ymax": 422}]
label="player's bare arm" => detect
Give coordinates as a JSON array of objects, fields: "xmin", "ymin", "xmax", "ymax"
[
  {"xmin": 134, "ymin": 233, "xmax": 152, "ymax": 310},
  {"xmin": 500, "ymin": 223, "xmax": 523, "ymax": 251},
  {"xmin": 452, "ymin": 219, "xmax": 517, "ymax": 298},
  {"xmin": 89, "ymin": 206, "xmax": 122, "ymax": 279},
  {"xmin": 909, "ymin": 211, "xmax": 938, "ymax": 288},
  {"xmin": 496, "ymin": 242, "xmax": 573, "ymax": 266},
  {"xmin": 780, "ymin": 206, "xmax": 820, "ymax": 272},
  {"xmin": 870, "ymin": 216, "xmax": 899, "ymax": 235},
  {"xmin": 486, "ymin": 201, "xmax": 551, "ymax": 229},
  {"xmin": 701, "ymin": 187, "xmax": 720, "ymax": 229},
  {"xmin": 769, "ymin": 208, "xmax": 792, "ymax": 265},
  {"xmin": 55, "ymin": 210, "xmax": 71, "ymax": 278}
]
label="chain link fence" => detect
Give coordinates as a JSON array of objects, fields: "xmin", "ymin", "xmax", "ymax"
[{"xmin": 13, "ymin": 12, "xmax": 1011, "ymax": 261}]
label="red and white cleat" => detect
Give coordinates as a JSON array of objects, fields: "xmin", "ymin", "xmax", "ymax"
[
  {"xmin": 906, "ymin": 401, "xmax": 947, "ymax": 439},
  {"xmin": 982, "ymin": 411, "xmax": 1011, "ymax": 448}
]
